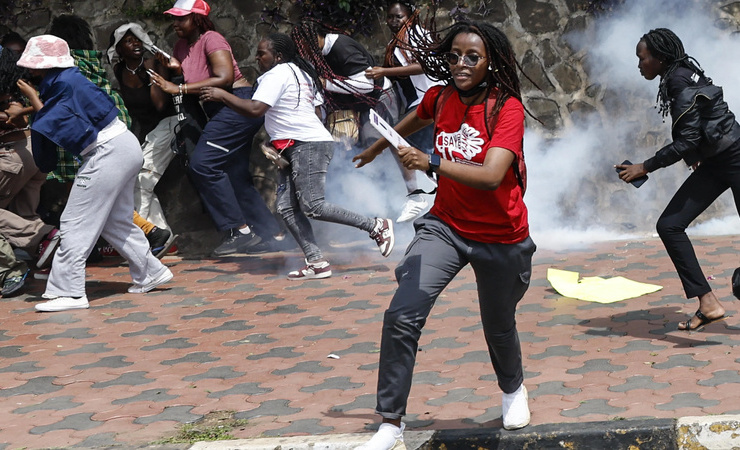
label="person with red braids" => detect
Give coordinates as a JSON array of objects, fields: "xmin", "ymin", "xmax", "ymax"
[
  {"xmin": 291, "ymin": 20, "xmax": 399, "ymax": 151},
  {"xmin": 363, "ymin": 0, "xmax": 441, "ymax": 223}
]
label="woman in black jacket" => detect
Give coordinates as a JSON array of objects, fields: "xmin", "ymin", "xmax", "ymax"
[{"xmin": 617, "ymin": 28, "xmax": 740, "ymax": 331}]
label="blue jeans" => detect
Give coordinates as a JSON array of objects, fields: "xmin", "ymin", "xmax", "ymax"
[
  {"xmin": 276, "ymin": 140, "xmax": 375, "ymax": 262},
  {"xmin": 189, "ymin": 87, "xmax": 281, "ymax": 237},
  {"xmin": 375, "ymin": 214, "xmax": 535, "ymax": 419}
]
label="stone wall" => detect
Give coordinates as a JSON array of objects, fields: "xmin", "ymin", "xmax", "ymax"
[{"xmin": 3, "ymin": 0, "xmax": 740, "ymax": 252}]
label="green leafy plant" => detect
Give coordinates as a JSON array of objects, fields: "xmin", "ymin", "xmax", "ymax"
[
  {"xmin": 261, "ymin": 0, "xmax": 386, "ymax": 36},
  {"xmin": 152, "ymin": 412, "xmax": 248, "ymax": 444},
  {"xmin": 122, "ymin": 0, "xmax": 175, "ymax": 21}
]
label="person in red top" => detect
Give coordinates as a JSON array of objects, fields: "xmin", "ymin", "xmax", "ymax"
[
  {"xmin": 149, "ymin": 0, "xmax": 283, "ymax": 257},
  {"xmin": 353, "ymin": 21, "xmax": 535, "ymax": 449}
]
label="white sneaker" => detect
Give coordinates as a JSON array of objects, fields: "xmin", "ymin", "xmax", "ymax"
[
  {"xmin": 35, "ymin": 296, "xmax": 89, "ymax": 312},
  {"xmin": 502, "ymin": 385, "xmax": 530, "ymax": 430},
  {"xmin": 369, "ymin": 218, "xmax": 394, "ymax": 258},
  {"xmin": 397, "ymin": 195, "xmax": 428, "ymax": 223},
  {"xmin": 287, "ymin": 260, "xmax": 332, "ymax": 280},
  {"xmin": 355, "ymin": 422, "xmax": 406, "ymax": 450},
  {"xmin": 128, "ymin": 267, "xmax": 173, "ymax": 293}
]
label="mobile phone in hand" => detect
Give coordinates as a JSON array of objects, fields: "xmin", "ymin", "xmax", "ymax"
[
  {"xmin": 150, "ymin": 44, "xmax": 170, "ymax": 60},
  {"xmin": 616, "ymin": 159, "xmax": 648, "ymax": 188}
]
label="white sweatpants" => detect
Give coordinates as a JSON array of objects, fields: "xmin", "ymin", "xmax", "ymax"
[
  {"xmin": 134, "ymin": 115, "xmax": 177, "ymax": 231},
  {"xmin": 45, "ymin": 130, "xmax": 166, "ymax": 297}
]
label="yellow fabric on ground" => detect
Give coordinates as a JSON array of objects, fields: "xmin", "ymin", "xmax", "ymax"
[{"xmin": 547, "ymin": 268, "xmax": 662, "ymax": 303}]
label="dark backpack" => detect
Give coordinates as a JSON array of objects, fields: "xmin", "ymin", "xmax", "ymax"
[{"xmin": 432, "ymin": 86, "xmax": 527, "ymax": 195}]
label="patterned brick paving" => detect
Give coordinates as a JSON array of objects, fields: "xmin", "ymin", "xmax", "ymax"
[{"xmin": 1, "ymin": 235, "xmax": 739, "ymax": 448}]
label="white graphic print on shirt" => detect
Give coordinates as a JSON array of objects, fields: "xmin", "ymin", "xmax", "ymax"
[{"xmin": 435, "ymin": 123, "xmax": 485, "ymax": 163}]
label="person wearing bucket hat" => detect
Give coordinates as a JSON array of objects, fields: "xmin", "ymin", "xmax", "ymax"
[
  {"xmin": 45, "ymin": 15, "xmax": 131, "ymax": 186},
  {"xmin": 108, "ymin": 23, "xmax": 178, "ymax": 239},
  {"xmin": 148, "ymin": 0, "xmax": 285, "ymax": 256},
  {"xmin": 16, "ymin": 35, "xmax": 173, "ymax": 312}
]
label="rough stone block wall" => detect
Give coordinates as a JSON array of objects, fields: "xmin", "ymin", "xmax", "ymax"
[{"xmin": 3, "ymin": 0, "xmax": 739, "ymax": 252}]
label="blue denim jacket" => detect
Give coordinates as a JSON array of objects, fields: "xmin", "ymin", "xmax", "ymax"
[{"xmin": 30, "ymin": 67, "xmax": 119, "ymax": 172}]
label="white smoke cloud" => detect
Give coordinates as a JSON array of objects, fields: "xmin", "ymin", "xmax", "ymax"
[
  {"xmin": 310, "ymin": 0, "xmax": 740, "ymax": 254},
  {"xmin": 525, "ymin": 0, "xmax": 740, "ymax": 250}
]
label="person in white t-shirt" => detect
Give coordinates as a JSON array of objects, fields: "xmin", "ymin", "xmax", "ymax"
[{"xmin": 199, "ymin": 33, "xmax": 395, "ymax": 280}]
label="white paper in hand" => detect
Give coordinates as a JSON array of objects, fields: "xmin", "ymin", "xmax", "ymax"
[{"xmin": 369, "ymin": 109, "xmax": 410, "ymax": 151}]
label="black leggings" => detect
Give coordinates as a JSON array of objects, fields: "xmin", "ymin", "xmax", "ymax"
[{"xmin": 656, "ymin": 144, "xmax": 740, "ymax": 298}]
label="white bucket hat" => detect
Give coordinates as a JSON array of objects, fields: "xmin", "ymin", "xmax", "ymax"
[
  {"xmin": 17, "ymin": 35, "xmax": 75, "ymax": 69},
  {"xmin": 107, "ymin": 23, "xmax": 155, "ymax": 63}
]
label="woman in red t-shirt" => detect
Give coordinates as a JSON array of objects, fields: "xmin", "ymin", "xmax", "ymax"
[{"xmin": 354, "ymin": 22, "xmax": 536, "ymax": 449}]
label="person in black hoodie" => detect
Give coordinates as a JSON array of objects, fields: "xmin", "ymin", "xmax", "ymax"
[
  {"xmin": 292, "ymin": 20, "xmax": 399, "ymax": 150},
  {"xmin": 617, "ymin": 28, "xmax": 740, "ymax": 331}
]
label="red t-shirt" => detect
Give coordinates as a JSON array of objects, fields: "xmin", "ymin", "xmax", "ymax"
[
  {"xmin": 416, "ymin": 85, "xmax": 529, "ymax": 244},
  {"xmin": 173, "ymin": 31, "xmax": 243, "ymax": 84}
]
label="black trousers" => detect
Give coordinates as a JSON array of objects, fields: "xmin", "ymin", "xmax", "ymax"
[
  {"xmin": 656, "ymin": 144, "xmax": 740, "ymax": 298},
  {"xmin": 375, "ymin": 214, "xmax": 535, "ymax": 420}
]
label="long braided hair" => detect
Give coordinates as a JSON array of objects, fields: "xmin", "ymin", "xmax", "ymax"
[
  {"xmin": 191, "ymin": 13, "xmax": 216, "ymax": 34},
  {"xmin": 291, "ymin": 19, "xmax": 380, "ymax": 111},
  {"xmin": 0, "ymin": 47, "xmax": 29, "ymax": 102},
  {"xmin": 383, "ymin": 1, "xmax": 421, "ymax": 69},
  {"xmin": 641, "ymin": 28, "xmax": 708, "ymax": 117},
  {"xmin": 415, "ymin": 21, "xmax": 524, "ymax": 124},
  {"xmin": 263, "ymin": 32, "xmax": 322, "ymax": 108}
]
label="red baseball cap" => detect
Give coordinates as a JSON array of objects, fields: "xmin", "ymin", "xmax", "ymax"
[{"xmin": 164, "ymin": 0, "xmax": 211, "ymax": 16}]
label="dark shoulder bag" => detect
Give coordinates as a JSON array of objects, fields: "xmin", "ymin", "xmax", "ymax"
[{"xmin": 170, "ymin": 75, "xmax": 208, "ymax": 165}]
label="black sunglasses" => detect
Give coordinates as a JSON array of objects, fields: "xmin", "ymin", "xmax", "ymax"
[{"xmin": 443, "ymin": 52, "xmax": 486, "ymax": 67}]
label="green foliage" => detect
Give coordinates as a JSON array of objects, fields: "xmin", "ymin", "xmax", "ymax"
[
  {"xmin": 122, "ymin": 0, "xmax": 175, "ymax": 21},
  {"xmin": 152, "ymin": 419, "xmax": 248, "ymax": 444},
  {"xmin": 261, "ymin": 0, "xmax": 387, "ymax": 36}
]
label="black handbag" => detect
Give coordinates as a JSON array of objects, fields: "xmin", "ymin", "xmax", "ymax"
[{"xmin": 170, "ymin": 76, "xmax": 207, "ymax": 164}]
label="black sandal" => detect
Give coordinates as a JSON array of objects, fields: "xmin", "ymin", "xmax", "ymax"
[
  {"xmin": 732, "ymin": 267, "xmax": 740, "ymax": 300},
  {"xmin": 678, "ymin": 309, "xmax": 726, "ymax": 332}
]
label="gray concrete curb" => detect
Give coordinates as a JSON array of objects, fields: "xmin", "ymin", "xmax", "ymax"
[
  {"xmin": 168, "ymin": 414, "xmax": 740, "ymax": 450},
  {"xmin": 188, "ymin": 431, "xmax": 433, "ymax": 450},
  {"xmin": 677, "ymin": 414, "xmax": 740, "ymax": 450}
]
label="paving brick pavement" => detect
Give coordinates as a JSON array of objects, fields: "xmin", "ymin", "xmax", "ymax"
[{"xmin": 1, "ymin": 234, "xmax": 739, "ymax": 448}]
